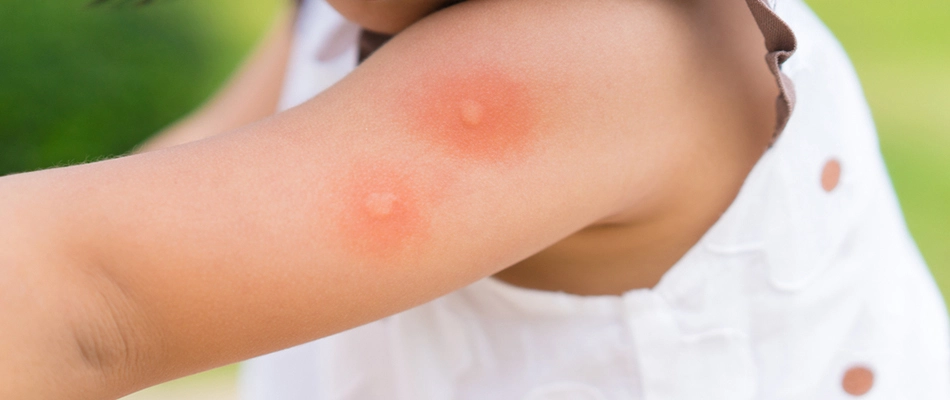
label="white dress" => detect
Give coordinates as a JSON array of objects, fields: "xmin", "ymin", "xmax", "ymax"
[{"xmin": 240, "ymin": 0, "xmax": 950, "ymax": 398}]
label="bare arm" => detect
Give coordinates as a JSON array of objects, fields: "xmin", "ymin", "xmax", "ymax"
[
  {"xmin": 135, "ymin": 6, "xmax": 294, "ymax": 153},
  {"xmin": 0, "ymin": 0, "xmax": 760, "ymax": 398}
]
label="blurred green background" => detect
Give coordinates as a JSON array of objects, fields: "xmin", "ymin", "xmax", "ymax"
[
  {"xmin": 0, "ymin": 0, "xmax": 283, "ymax": 171},
  {"xmin": 0, "ymin": 0, "xmax": 947, "ymax": 398}
]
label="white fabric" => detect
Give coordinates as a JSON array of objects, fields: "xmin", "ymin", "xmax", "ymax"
[
  {"xmin": 275, "ymin": 0, "xmax": 361, "ymax": 111},
  {"xmin": 240, "ymin": 0, "xmax": 950, "ymax": 398}
]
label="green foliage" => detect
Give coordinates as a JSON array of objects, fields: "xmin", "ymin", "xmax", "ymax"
[{"xmin": 0, "ymin": 0, "xmax": 280, "ymax": 174}]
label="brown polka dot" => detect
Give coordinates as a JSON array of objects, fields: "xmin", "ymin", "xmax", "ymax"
[
  {"xmin": 842, "ymin": 365, "xmax": 874, "ymax": 396},
  {"xmin": 822, "ymin": 159, "xmax": 842, "ymax": 192}
]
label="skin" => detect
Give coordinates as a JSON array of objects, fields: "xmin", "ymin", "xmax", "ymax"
[
  {"xmin": 0, "ymin": 0, "xmax": 779, "ymax": 398},
  {"xmin": 401, "ymin": 64, "xmax": 542, "ymax": 162},
  {"xmin": 335, "ymin": 159, "xmax": 440, "ymax": 260}
]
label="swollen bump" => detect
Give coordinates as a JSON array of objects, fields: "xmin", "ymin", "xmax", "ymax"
[
  {"xmin": 364, "ymin": 192, "xmax": 397, "ymax": 217},
  {"xmin": 459, "ymin": 99, "xmax": 484, "ymax": 128},
  {"xmin": 335, "ymin": 161, "xmax": 433, "ymax": 261},
  {"xmin": 405, "ymin": 65, "xmax": 541, "ymax": 162}
]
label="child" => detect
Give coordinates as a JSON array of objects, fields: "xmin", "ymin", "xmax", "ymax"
[{"xmin": 1, "ymin": 0, "xmax": 947, "ymax": 398}]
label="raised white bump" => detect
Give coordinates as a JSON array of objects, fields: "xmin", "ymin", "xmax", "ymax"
[{"xmin": 364, "ymin": 192, "xmax": 397, "ymax": 217}]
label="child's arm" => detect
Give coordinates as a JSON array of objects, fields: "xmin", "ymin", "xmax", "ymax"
[
  {"xmin": 135, "ymin": 7, "xmax": 294, "ymax": 152},
  {"xmin": 0, "ymin": 0, "xmax": 766, "ymax": 398}
]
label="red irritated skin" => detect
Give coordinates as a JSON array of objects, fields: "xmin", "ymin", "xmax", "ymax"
[
  {"xmin": 335, "ymin": 159, "xmax": 437, "ymax": 262},
  {"xmin": 332, "ymin": 63, "xmax": 545, "ymax": 260},
  {"xmin": 402, "ymin": 65, "xmax": 542, "ymax": 163}
]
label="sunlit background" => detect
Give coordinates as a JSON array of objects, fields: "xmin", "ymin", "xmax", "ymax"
[{"xmin": 1, "ymin": 0, "xmax": 947, "ymax": 398}]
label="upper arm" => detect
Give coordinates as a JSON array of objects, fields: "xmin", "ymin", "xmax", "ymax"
[{"xmin": 30, "ymin": 0, "xmax": 748, "ymax": 396}]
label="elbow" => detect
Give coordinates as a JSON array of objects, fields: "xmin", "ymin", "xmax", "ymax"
[
  {"xmin": 64, "ymin": 253, "xmax": 163, "ymax": 399},
  {"xmin": 0, "ymin": 175, "xmax": 153, "ymax": 398},
  {"xmin": 69, "ymin": 279, "xmax": 150, "ymax": 394}
]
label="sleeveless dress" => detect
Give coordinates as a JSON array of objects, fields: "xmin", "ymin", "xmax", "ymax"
[{"xmin": 240, "ymin": 0, "xmax": 950, "ymax": 398}]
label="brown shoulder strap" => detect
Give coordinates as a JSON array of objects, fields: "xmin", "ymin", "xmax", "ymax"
[{"xmin": 745, "ymin": 0, "xmax": 798, "ymax": 141}]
